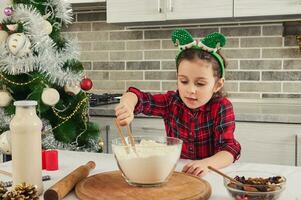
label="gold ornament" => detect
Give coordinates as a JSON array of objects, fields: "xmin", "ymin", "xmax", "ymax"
[
  {"xmin": 0, "ymin": 90, "xmax": 12, "ymax": 107},
  {"xmin": 42, "ymin": 88, "xmax": 60, "ymax": 106},
  {"xmin": 41, "ymin": 20, "xmax": 53, "ymax": 35},
  {"xmin": 0, "ymin": 30, "xmax": 8, "ymax": 44},
  {"xmin": 7, "ymin": 33, "xmax": 31, "ymax": 57},
  {"xmin": 98, "ymin": 138, "xmax": 104, "ymax": 150},
  {"xmin": 64, "ymin": 84, "xmax": 81, "ymax": 96}
]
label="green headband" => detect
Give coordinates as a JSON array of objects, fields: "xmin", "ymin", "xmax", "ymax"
[{"xmin": 171, "ymin": 29, "xmax": 226, "ymax": 78}]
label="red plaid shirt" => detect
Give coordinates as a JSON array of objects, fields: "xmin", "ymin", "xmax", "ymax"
[{"xmin": 128, "ymin": 87, "xmax": 241, "ymax": 161}]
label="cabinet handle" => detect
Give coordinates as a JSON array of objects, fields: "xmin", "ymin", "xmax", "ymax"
[
  {"xmin": 169, "ymin": 0, "xmax": 173, "ymax": 12},
  {"xmin": 158, "ymin": 0, "xmax": 162, "ymax": 13},
  {"xmin": 295, "ymin": 134, "xmax": 299, "ymax": 166},
  {"xmin": 105, "ymin": 125, "xmax": 110, "ymax": 153}
]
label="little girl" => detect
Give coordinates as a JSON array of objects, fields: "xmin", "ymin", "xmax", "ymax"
[{"xmin": 115, "ymin": 29, "xmax": 241, "ymax": 177}]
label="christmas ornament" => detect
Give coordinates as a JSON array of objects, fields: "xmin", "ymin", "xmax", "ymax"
[
  {"xmin": 6, "ymin": 24, "xmax": 18, "ymax": 32},
  {"xmin": 7, "ymin": 33, "xmax": 31, "ymax": 57},
  {"xmin": 0, "ymin": 131, "xmax": 11, "ymax": 154},
  {"xmin": 4, "ymin": 7, "xmax": 13, "ymax": 16},
  {"xmin": 42, "ymin": 88, "xmax": 60, "ymax": 106},
  {"xmin": 0, "ymin": 30, "xmax": 8, "ymax": 44},
  {"xmin": 41, "ymin": 20, "xmax": 53, "ymax": 35},
  {"xmin": 0, "ymin": 0, "xmax": 13, "ymax": 22},
  {"xmin": 0, "ymin": 90, "xmax": 12, "ymax": 107},
  {"xmin": 80, "ymin": 77, "xmax": 93, "ymax": 91},
  {"xmin": 98, "ymin": 138, "xmax": 104, "ymax": 151},
  {"xmin": 64, "ymin": 84, "xmax": 81, "ymax": 96}
]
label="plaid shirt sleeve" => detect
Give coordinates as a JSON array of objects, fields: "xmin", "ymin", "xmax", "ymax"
[
  {"xmin": 213, "ymin": 98, "xmax": 241, "ymax": 161},
  {"xmin": 127, "ymin": 87, "xmax": 171, "ymax": 117}
]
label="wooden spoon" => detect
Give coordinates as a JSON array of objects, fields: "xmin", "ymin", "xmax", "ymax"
[
  {"xmin": 114, "ymin": 119, "xmax": 137, "ymax": 155},
  {"xmin": 208, "ymin": 166, "xmax": 243, "ymax": 186}
]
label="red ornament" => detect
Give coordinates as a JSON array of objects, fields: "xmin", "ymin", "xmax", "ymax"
[{"xmin": 80, "ymin": 77, "xmax": 93, "ymax": 91}]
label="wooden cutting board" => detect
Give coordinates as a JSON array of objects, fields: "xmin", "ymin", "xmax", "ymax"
[{"xmin": 75, "ymin": 171, "xmax": 211, "ymax": 200}]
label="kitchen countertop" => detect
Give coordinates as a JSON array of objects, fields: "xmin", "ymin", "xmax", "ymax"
[
  {"xmin": 89, "ymin": 98, "xmax": 301, "ymax": 124},
  {"xmin": 0, "ymin": 150, "xmax": 300, "ymax": 200}
]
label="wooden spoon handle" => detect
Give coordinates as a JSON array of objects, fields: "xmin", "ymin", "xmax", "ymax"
[{"xmin": 208, "ymin": 166, "xmax": 240, "ymax": 184}]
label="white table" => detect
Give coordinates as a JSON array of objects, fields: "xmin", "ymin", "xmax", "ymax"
[{"xmin": 0, "ymin": 150, "xmax": 300, "ymax": 200}]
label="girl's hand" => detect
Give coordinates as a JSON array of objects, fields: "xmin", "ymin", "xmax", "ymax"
[
  {"xmin": 115, "ymin": 102, "xmax": 134, "ymax": 126},
  {"xmin": 182, "ymin": 159, "xmax": 210, "ymax": 178}
]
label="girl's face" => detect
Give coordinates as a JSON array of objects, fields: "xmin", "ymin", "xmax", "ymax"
[{"xmin": 177, "ymin": 59, "xmax": 224, "ymax": 109}]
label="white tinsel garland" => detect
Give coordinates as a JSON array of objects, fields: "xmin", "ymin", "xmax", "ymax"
[
  {"xmin": 57, "ymin": 36, "xmax": 81, "ymax": 64},
  {"xmin": 42, "ymin": 133, "xmax": 101, "ymax": 152},
  {"xmin": 28, "ymin": 0, "xmax": 73, "ymax": 26},
  {"xmin": 50, "ymin": 0, "xmax": 73, "ymax": 25},
  {"xmin": 0, "ymin": 108, "xmax": 11, "ymax": 132},
  {"xmin": 0, "ymin": 44, "xmax": 37, "ymax": 74},
  {"xmin": 0, "ymin": 4, "xmax": 83, "ymax": 86}
]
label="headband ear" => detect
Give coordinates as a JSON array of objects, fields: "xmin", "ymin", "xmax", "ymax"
[
  {"xmin": 201, "ymin": 32, "xmax": 226, "ymax": 50},
  {"xmin": 171, "ymin": 29, "xmax": 194, "ymax": 50}
]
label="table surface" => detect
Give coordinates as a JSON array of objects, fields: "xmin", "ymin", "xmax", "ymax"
[{"xmin": 0, "ymin": 150, "xmax": 300, "ymax": 200}]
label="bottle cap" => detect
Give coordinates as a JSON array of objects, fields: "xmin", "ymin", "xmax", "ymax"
[{"xmin": 14, "ymin": 100, "xmax": 38, "ymax": 106}]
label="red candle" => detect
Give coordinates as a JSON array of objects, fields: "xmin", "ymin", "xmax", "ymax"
[
  {"xmin": 45, "ymin": 150, "xmax": 58, "ymax": 171},
  {"xmin": 42, "ymin": 150, "xmax": 46, "ymax": 170}
]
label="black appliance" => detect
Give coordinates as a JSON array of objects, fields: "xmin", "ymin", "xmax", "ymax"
[{"xmin": 89, "ymin": 93, "xmax": 122, "ymax": 107}]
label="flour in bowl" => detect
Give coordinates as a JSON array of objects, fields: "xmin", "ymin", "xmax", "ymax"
[{"xmin": 113, "ymin": 139, "xmax": 182, "ymax": 185}]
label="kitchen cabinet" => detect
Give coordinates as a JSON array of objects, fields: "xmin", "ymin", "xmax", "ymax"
[
  {"xmin": 91, "ymin": 116, "xmax": 301, "ymax": 166},
  {"xmin": 234, "ymin": 0, "xmax": 301, "ymax": 17},
  {"xmin": 131, "ymin": 117, "xmax": 165, "ymax": 137},
  {"xmin": 107, "ymin": 0, "xmax": 301, "ymax": 23},
  {"xmin": 90, "ymin": 116, "xmax": 165, "ymax": 153},
  {"xmin": 107, "ymin": 0, "xmax": 166, "ymax": 23},
  {"xmin": 65, "ymin": 0, "xmax": 105, "ymax": 4},
  {"xmin": 235, "ymin": 122, "xmax": 301, "ymax": 166},
  {"xmin": 90, "ymin": 116, "xmax": 118, "ymax": 153},
  {"xmin": 107, "ymin": 0, "xmax": 233, "ymax": 23},
  {"xmin": 166, "ymin": 0, "xmax": 232, "ymax": 20}
]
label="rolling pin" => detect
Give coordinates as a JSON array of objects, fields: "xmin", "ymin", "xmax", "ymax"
[{"xmin": 44, "ymin": 161, "xmax": 96, "ymax": 200}]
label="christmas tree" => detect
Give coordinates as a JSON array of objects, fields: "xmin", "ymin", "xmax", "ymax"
[{"xmin": 0, "ymin": 0, "xmax": 101, "ymax": 153}]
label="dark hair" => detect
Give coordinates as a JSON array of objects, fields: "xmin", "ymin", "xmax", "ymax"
[{"xmin": 176, "ymin": 48, "xmax": 228, "ymax": 98}]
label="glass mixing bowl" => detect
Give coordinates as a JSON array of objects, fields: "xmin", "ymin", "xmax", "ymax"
[
  {"xmin": 224, "ymin": 170, "xmax": 286, "ymax": 200},
  {"xmin": 112, "ymin": 136, "xmax": 183, "ymax": 187}
]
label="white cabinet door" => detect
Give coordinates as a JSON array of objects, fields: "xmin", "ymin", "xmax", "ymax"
[
  {"xmin": 166, "ymin": 0, "xmax": 233, "ymax": 20},
  {"xmin": 235, "ymin": 122, "xmax": 301, "ymax": 166},
  {"xmin": 297, "ymin": 133, "xmax": 301, "ymax": 166},
  {"xmin": 66, "ymin": 0, "xmax": 105, "ymax": 4},
  {"xmin": 90, "ymin": 116, "xmax": 166, "ymax": 153},
  {"xmin": 90, "ymin": 117, "xmax": 118, "ymax": 153},
  {"xmin": 107, "ymin": 0, "xmax": 166, "ymax": 23},
  {"xmin": 235, "ymin": 0, "xmax": 301, "ymax": 17},
  {"xmin": 131, "ymin": 117, "xmax": 166, "ymax": 137}
]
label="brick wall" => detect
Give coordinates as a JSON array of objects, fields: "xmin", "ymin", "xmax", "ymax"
[{"xmin": 63, "ymin": 8, "xmax": 301, "ymax": 99}]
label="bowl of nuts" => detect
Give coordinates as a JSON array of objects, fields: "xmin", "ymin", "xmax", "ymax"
[{"xmin": 223, "ymin": 171, "xmax": 286, "ymax": 200}]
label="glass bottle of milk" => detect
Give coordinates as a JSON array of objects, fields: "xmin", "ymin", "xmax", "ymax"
[{"xmin": 10, "ymin": 101, "xmax": 43, "ymax": 195}]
